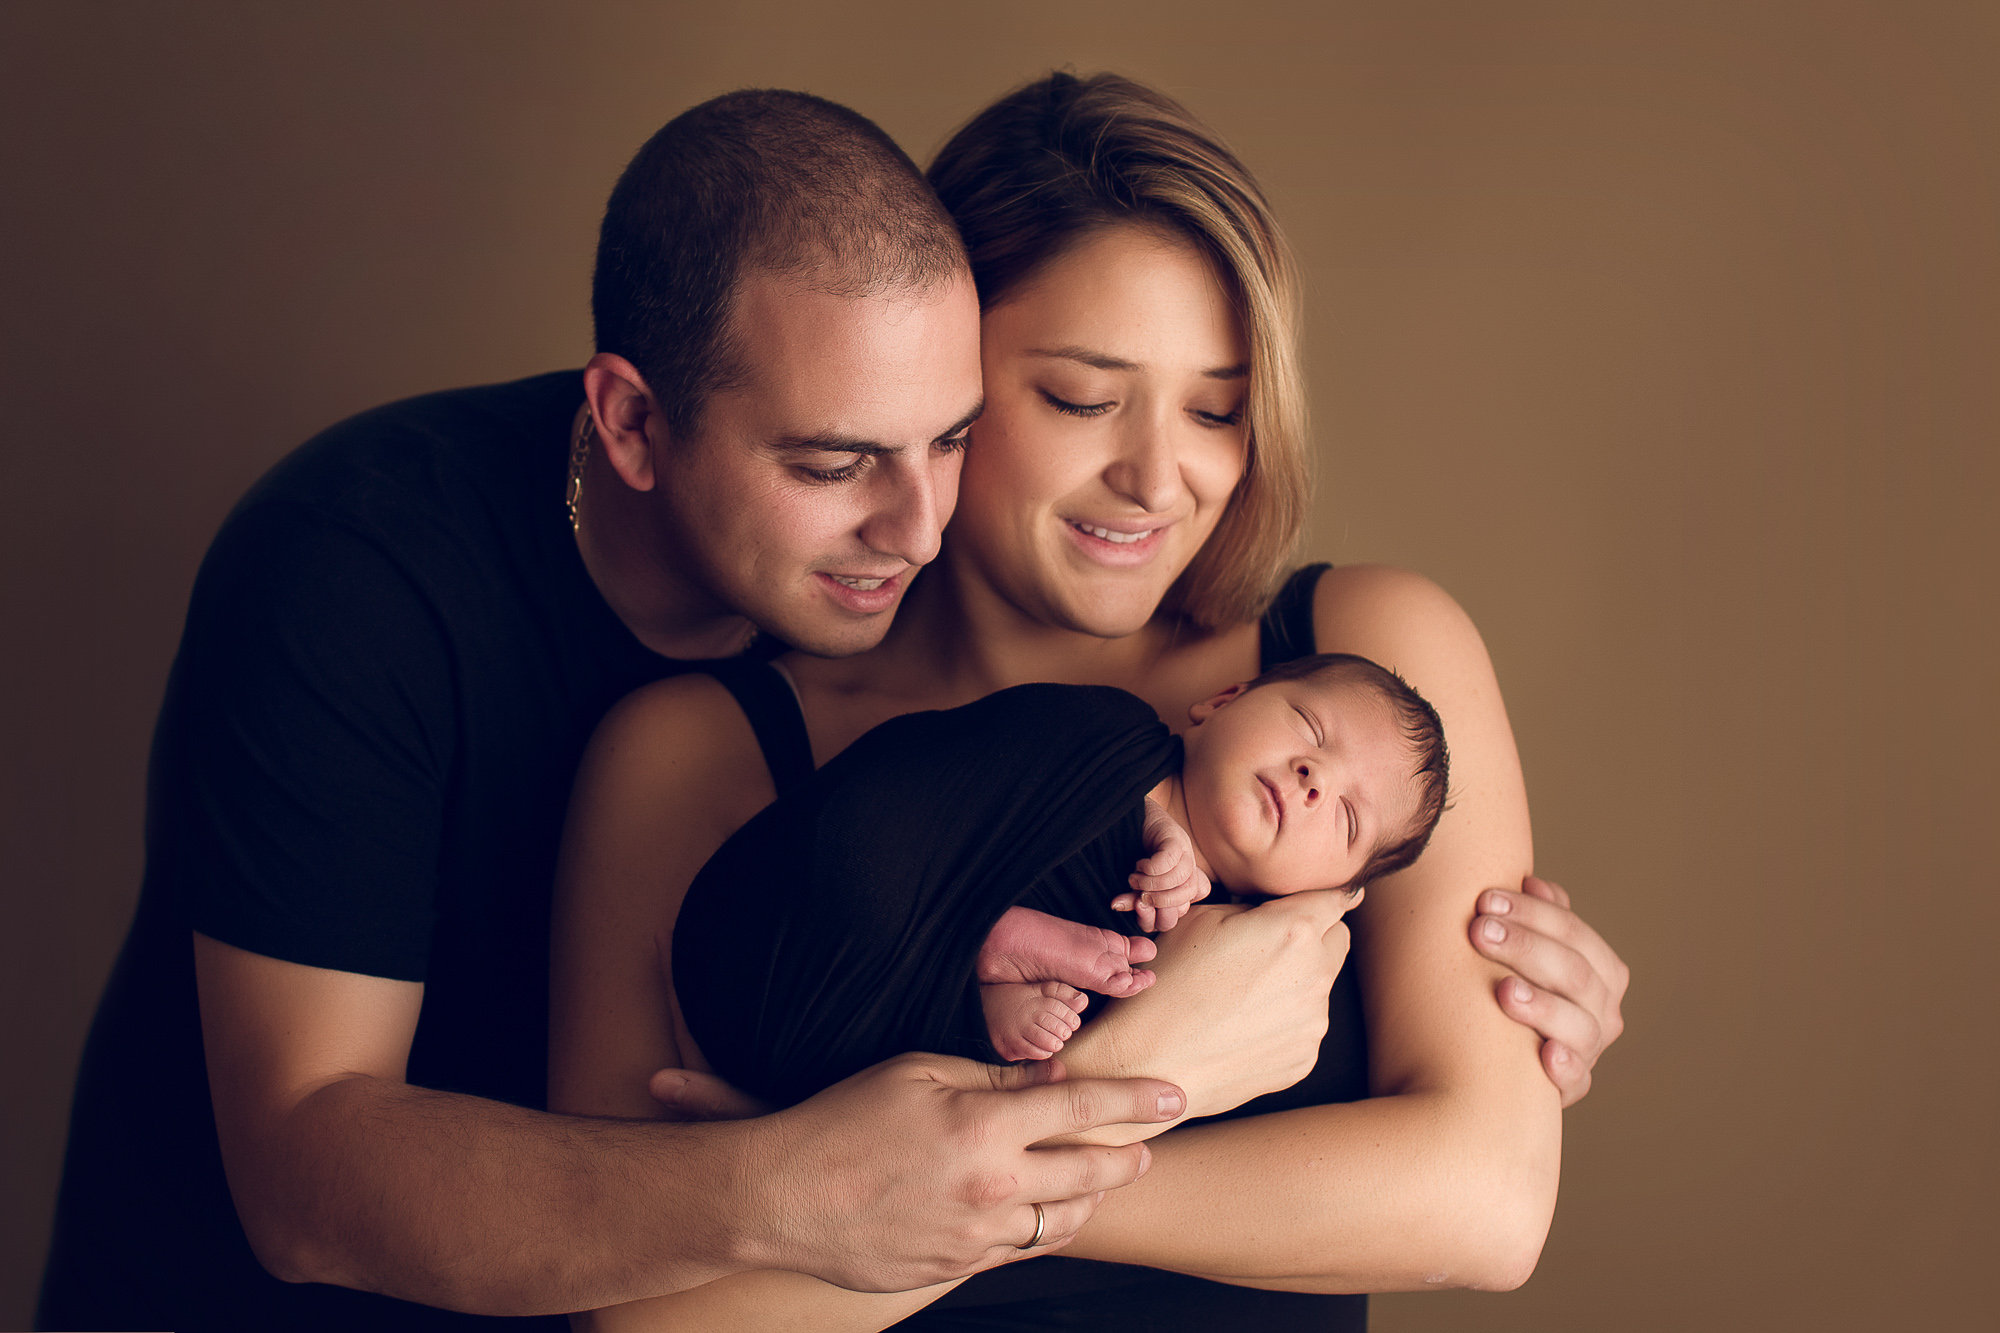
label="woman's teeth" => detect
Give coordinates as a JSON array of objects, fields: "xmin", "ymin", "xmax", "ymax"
[
  {"xmin": 832, "ymin": 575, "xmax": 887, "ymax": 590},
  {"xmin": 1075, "ymin": 523, "xmax": 1146, "ymax": 544}
]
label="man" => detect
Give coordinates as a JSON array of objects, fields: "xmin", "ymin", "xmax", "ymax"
[{"xmin": 37, "ymin": 90, "xmax": 1191, "ymax": 1331}]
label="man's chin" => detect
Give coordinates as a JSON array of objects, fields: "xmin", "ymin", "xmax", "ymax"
[{"xmin": 757, "ymin": 603, "xmax": 901, "ymax": 659}]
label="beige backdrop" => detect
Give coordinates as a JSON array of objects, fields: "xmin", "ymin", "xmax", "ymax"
[{"xmin": 3, "ymin": 2, "xmax": 1994, "ymax": 1329}]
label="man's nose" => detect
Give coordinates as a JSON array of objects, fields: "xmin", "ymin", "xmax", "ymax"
[{"xmin": 858, "ymin": 453, "xmax": 949, "ymax": 566}]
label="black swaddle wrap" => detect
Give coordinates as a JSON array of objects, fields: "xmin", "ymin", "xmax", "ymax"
[{"xmin": 673, "ymin": 682, "xmax": 1181, "ymax": 1107}]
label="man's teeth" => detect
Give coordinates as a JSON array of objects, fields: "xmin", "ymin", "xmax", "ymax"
[
  {"xmin": 832, "ymin": 575, "xmax": 887, "ymax": 590},
  {"xmin": 1077, "ymin": 524, "xmax": 1146, "ymax": 544}
]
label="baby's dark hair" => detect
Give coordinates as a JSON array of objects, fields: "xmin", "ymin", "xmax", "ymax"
[{"xmin": 1245, "ymin": 652, "xmax": 1450, "ymax": 886}]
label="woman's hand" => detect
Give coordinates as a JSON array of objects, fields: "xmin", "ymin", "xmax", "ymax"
[
  {"xmin": 1057, "ymin": 890, "xmax": 1355, "ymax": 1136},
  {"xmin": 1470, "ymin": 874, "xmax": 1629, "ymax": 1107}
]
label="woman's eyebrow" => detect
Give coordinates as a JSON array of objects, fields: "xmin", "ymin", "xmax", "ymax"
[
  {"xmin": 1025, "ymin": 345, "xmax": 1250, "ymax": 381},
  {"xmin": 1025, "ymin": 345, "xmax": 1140, "ymax": 372}
]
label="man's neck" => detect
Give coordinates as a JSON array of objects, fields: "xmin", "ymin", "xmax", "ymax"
[{"xmin": 570, "ymin": 423, "xmax": 756, "ymax": 661}]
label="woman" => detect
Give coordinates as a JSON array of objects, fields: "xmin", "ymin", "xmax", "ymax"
[{"xmin": 551, "ymin": 72, "xmax": 1627, "ymax": 1330}]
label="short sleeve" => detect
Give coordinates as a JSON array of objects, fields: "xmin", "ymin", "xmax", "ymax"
[{"xmin": 161, "ymin": 501, "xmax": 456, "ymax": 981}]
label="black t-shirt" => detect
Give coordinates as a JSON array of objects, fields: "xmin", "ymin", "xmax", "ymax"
[{"xmin": 39, "ymin": 371, "xmax": 741, "ymax": 1332}]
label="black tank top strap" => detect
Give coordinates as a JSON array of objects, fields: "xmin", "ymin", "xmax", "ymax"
[
  {"xmin": 1259, "ymin": 562, "xmax": 1333, "ymax": 671},
  {"xmin": 701, "ymin": 658, "xmax": 815, "ymax": 799}
]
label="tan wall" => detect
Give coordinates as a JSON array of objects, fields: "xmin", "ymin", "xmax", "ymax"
[{"xmin": 3, "ymin": 3, "xmax": 1993, "ymax": 1328}]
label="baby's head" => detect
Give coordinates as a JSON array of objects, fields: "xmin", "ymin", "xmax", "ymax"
[{"xmin": 1178, "ymin": 653, "xmax": 1448, "ymax": 897}]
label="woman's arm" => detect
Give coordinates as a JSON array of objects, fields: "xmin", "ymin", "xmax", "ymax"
[{"xmin": 1052, "ymin": 565, "xmax": 1562, "ymax": 1292}]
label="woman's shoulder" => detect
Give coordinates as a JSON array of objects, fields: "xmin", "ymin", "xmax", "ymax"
[
  {"xmin": 1313, "ymin": 564, "xmax": 1481, "ymax": 649},
  {"xmin": 579, "ymin": 670, "xmax": 777, "ymax": 832}
]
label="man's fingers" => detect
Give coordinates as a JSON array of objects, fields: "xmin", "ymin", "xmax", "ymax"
[
  {"xmin": 1004, "ymin": 1073, "xmax": 1186, "ymax": 1140},
  {"xmin": 1473, "ymin": 911, "xmax": 1604, "ymax": 1016},
  {"xmin": 1524, "ymin": 873, "xmax": 1572, "ymax": 910},
  {"xmin": 1473, "ymin": 889, "xmax": 1623, "ymax": 1010},
  {"xmin": 1542, "ymin": 1040, "xmax": 1591, "ymax": 1108},
  {"xmin": 984, "ymin": 1192, "xmax": 1101, "ymax": 1263},
  {"xmin": 1021, "ymin": 1139, "xmax": 1155, "ymax": 1206},
  {"xmin": 1494, "ymin": 976, "xmax": 1603, "ymax": 1066}
]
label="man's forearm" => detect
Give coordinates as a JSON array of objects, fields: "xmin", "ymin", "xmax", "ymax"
[{"xmin": 233, "ymin": 1074, "xmax": 763, "ymax": 1316}]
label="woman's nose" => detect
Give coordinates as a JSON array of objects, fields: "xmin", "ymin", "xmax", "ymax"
[{"xmin": 1101, "ymin": 417, "xmax": 1183, "ymax": 512}]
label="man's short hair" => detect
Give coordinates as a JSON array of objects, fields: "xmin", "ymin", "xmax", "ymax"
[
  {"xmin": 593, "ymin": 90, "xmax": 967, "ymax": 441},
  {"xmin": 1245, "ymin": 652, "xmax": 1451, "ymax": 886}
]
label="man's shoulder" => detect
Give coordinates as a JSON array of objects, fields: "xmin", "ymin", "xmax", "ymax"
[{"xmin": 234, "ymin": 370, "xmax": 583, "ymax": 537}]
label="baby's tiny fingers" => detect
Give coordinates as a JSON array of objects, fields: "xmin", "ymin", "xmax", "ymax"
[{"xmin": 1111, "ymin": 893, "xmax": 1137, "ymax": 912}]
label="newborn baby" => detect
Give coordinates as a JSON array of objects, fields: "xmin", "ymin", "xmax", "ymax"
[
  {"xmin": 974, "ymin": 652, "xmax": 1449, "ymax": 1060},
  {"xmin": 672, "ymin": 653, "xmax": 1448, "ymax": 1108}
]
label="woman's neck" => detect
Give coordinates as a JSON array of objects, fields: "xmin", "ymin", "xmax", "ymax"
[{"xmin": 787, "ymin": 541, "xmax": 1262, "ymax": 756}]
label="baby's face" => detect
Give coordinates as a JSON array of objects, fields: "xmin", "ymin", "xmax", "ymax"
[{"xmin": 1179, "ymin": 675, "xmax": 1419, "ymax": 896}]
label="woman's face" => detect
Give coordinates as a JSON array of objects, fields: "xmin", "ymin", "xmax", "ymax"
[{"xmin": 950, "ymin": 224, "xmax": 1250, "ymax": 637}]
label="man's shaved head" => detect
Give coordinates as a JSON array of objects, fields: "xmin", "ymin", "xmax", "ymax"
[{"xmin": 593, "ymin": 90, "xmax": 968, "ymax": 442}]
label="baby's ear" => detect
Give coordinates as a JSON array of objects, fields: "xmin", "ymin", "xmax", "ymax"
[{"xmin": 1187, "ymin": 682, "xmax": 1250, "ymax": 725}]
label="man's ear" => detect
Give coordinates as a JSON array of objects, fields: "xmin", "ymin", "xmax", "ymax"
[
  {"xmin": 1187, "ymin": 682, "xmax": 1250, "ymax": 726},
  {"xmin": 583, "ymin": 353, "xmax": 665, "ymax": 493}
]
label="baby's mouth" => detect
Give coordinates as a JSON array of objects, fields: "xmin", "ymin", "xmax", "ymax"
[{"xmin": 1258, "ymin": 776, "xmax": 1285, "ymax": 830}]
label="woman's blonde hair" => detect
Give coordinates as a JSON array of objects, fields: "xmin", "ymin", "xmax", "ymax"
[{"xmin": 929, "ymin": 71, "xmax": 1309, "ymax": 628}]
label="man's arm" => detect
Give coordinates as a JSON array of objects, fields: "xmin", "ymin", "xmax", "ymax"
[
  {"xmin": 198, "ymin": 934, "xmax": 1182, "ymax": 1317},
  {"xmin": 197, "ymin": 934, "xmax": 754, "ymax": 1314}
]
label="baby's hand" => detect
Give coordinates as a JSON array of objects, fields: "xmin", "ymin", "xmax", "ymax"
[{"xmin": 1113, "ymin": 796, "xmax": 1212, "ymax": 931}]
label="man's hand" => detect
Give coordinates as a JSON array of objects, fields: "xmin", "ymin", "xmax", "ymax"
[
  {"xmin": 724, "ymin": 1053, "xmax": 1185, "ymax": 1293},
  {"xmin": 1113, "ymin": 795, "xmax": 1212, "ymax": 931},
  {"xmin": 1470, "ymin": 874, "xmax": 1630, "ymax": 1107}
]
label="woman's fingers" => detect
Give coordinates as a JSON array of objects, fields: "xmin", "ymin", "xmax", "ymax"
[{"xmin": 648, "ymin": 1067, "xmax": 773, "ymax": 1120}]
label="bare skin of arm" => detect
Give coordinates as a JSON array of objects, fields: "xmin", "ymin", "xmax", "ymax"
[
  {"xmin": 1051, "ymin": 565, "xmax": 1561, "ymax": 1293},
  {"xmin": 197, "ymin": 935, "xmax": 767, "ymax": 1316},
  {"xmin": 548, "ymin": 676, "xmax": 1201, "ymax": 1333}
]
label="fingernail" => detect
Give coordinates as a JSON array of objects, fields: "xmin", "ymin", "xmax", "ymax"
[
  {"xmin": 1509, "ymin": 978, "xmax": 1532, "ymax": 1004},
  {"xmin": 1137, "ymin": 1143, "xmax": 1153, "ymax": 1175},
  {"xmin": 1157, "ymin": 1089, "xmax": 1185, "ymax": 1118},
  {"xmin": 1483, "ymin": 891, "xmax": 1511, "ymax": 914},
  {"xmin": 1481, "ymin": 918, "xmax": 1506, "ymax": 943},
  {"xmin": 1550, "ymin": 1043, "xmax": 1570, "ymax": 1066}
]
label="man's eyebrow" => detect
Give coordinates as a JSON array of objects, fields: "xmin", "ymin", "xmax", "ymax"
[
  {"xmin": 770, "ymin": 399, "xmax": 982, "ymax": 455},
  {"xmin": 771, "ymin": 433, "xmax": 899, "ymax": 456},
  {"xmin": 1027, "ymin": 345, "xmax": 1249, "ymax": 381},
  {"xmin": 934, "ymin": 399, "xmax": 984, "ymax": 442}
]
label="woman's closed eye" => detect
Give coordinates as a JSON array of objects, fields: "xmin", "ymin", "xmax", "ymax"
[
  {"xmin": 1040, "ymin": 388, "xmax": 1115, "ymax": 418},
  {"xmin": 1191, "ymin": 404, "xmax": 1244, "ymax": 428}
]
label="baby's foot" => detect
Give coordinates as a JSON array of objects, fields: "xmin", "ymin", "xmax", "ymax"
[
  {"xmin": 976, "ymin": 906, "xmax": 1159, "ymax": 998},
  {"xmin": 980, "ymin": 982, "xmax": 1089, "ymax": 1061}
]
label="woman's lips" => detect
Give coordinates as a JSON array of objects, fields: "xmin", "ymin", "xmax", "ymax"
[
  {"xmin": 815, "ymin": 569, "xmax": 904, "ymax": 614},
  {"xmin": 1063, "ymin": 518, "xmax": 1172, "ymax": 567}
]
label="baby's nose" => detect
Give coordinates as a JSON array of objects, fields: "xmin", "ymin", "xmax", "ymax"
[{"xmin": 1297, "ymin": 763, "xmax": 1320, "ymax": 802}]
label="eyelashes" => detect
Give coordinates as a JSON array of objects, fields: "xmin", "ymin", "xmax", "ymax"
[
  {"xmin": 1041, "ymin": 389, "xmax": 1114, "ymax": 418},
  {"xmin": 796, "ymin": 432, "xmax": 969, "ymax": 485},
  {"xmin": 1039, "ymin": 389, "xmax": 1242, "ymax": 428}
]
